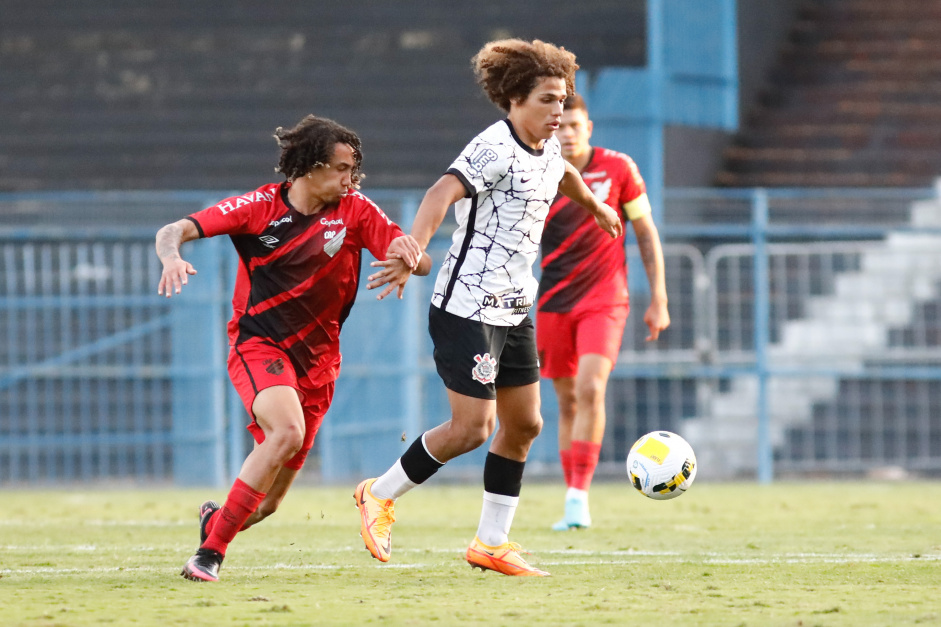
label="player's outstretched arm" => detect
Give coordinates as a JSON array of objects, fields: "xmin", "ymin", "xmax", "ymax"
[
  {"xmin": 410, "ymin": 174, "xmax": 468, "ymax": 250},
  {"xmin": 631, "ymin": 214, "xmax": 670, "ymax": 341},
  {"xmin": 156, "ymin": 219, "xmax": 200, "ymax": 297},
  {"xmin": 558, "ymin": 161, "xmax": 623, "ymax": 238}
]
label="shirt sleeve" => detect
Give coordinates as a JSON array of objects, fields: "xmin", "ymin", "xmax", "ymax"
[
  {"xmin": 618, "ymin": 155, "xmax": 651, "ymax": 221},
  {"xmin": 445, "ymin": 135, "xmax": 511, "ymax": 198},
  {"xmin": 186, "ymin": 194, "xmax": 259, "ymax": 238},
  {"xmin": 351, "ymin": 194, "xmax": 405, "ymax": 261}
]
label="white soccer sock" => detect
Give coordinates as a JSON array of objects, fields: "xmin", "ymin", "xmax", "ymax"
[
  {"xmin": 370, "ymin": 459, "xmax": 417, "ymax": 501},
  {"xmin": 566, "ymin": 487, "xmax": 588, "ymax": 502},
  {"xmin": 476, "ymin": 491, "xmax": 520, "ymax": 547}
]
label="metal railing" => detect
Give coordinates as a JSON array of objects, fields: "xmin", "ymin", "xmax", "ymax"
[{"xmin": 1, "ymin": 186, "xmax": 940, "ymax": 484}]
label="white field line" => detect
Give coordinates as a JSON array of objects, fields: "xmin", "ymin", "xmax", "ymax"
[{"xmin": 2, "ymin": 549, "xmax": 938, "ymax": 576}]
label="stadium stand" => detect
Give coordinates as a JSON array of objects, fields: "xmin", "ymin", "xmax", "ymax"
[
  {"xmin": 717, "ymin": 0, "xmax": 941, "ymax": 187},
  {"xmin": 0, "ymin": 0, "xmax": 644, "ymax": 191}
]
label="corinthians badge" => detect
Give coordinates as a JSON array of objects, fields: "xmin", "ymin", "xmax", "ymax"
[{"xmin": 471, "ymin": 352, "xmax": 497, "ymax": 384}]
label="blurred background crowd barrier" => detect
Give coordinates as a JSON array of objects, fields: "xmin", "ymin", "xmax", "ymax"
[
  {"xmin": 2, "ymin": 0, "xmax": 940, "ymax": 485},
  {"xmin": 2, "ymin": 187, "xmax": 939, "ymax": 485}
]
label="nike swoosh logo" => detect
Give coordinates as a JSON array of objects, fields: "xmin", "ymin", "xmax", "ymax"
[{"xmin": 520, "ymin": 177, "xmax": 531, "ymax": 184}]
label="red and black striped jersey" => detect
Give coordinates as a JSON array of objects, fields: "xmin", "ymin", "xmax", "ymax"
[
  {"xmin": 186, "ymin": 182, "xmax": 404, "ymax": 387},
  {"xmin": 537, "ymin": 147, "xmax": 648, "ymax": 314}
]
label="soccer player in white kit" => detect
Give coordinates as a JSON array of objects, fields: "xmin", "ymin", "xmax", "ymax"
[{"xmin": 356, "ymin": 39, "xmax": 622, "ymax": 576}]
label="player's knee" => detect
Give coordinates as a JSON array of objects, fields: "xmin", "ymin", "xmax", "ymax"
[
  {"xmin": 268, "ymin": 423, "xmax": 305, "ymax": 462},
  {"xmin": 449, "ymin": 412, "xmax": 495, "ymax": 451},
  {"xmin": 459, "ymin": 423, "xmax": 492, "ymax": 451},
  {"xmin": 509, "ymin": 413, "xmax": 543, "ymax": 443},
  {"xmin": 575, "ymin": 377, "xmax": 606, "ymax": 408}
]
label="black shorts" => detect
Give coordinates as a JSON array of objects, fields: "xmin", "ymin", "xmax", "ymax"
[{"xmin": 428, "ymin": 304, "xmax": 540, "ymax": 400}]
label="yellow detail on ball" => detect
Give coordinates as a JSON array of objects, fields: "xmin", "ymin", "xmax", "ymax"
[{"xmin": 636, "ymin": 437, "xmax": 669, "ymax": 465}]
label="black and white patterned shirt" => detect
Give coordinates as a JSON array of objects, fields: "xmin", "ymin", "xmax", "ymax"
[{"xmin": 432, "ymin": 119, "xmax": 566, "ymax": 326}]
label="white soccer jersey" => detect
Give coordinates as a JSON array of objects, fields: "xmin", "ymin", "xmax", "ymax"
[{"xmin": 432, "ymin": 119, "xmax": 566, "ymax": 326}]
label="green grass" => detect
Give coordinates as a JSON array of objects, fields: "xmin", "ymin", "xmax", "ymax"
[{"xmin": 1, "ymin": 482, "xmax": 940, "ymax": 626}]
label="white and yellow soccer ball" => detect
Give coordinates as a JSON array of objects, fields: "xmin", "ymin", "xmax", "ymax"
[{"xmin": 626, "ymin": 431, "xmax": 697, "ymax": 500}]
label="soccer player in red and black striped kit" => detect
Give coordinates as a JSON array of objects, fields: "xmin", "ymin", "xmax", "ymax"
[
  {"xmin": 156, "ymin": 115, "xmax": 429, "ymax": 582},
  {"xmin": 538, "ymin": 94, "xmax": 670, "ymax": 530}
]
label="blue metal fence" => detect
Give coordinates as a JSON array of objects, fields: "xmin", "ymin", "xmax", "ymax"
[{"xmin": 2, "ymin": 186, "xmax": 940, "ymax": 485}]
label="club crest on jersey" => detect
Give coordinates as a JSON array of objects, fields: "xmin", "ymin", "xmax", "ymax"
[
  {"xmin": 590, "ymin": 178, "xmax": 612, "ymax": 204},
  {"xmin": 263, "ymin": 358, "xmax": 285, "ymax": 375},
  {"xmin": 324, "ymin": 226, "xmax": 347, "ymax": 257},
  {"xmin": 469, "ymin": 147, "xmax": 499, "ymax": 173},
  {"xmin": 471, "ymin": 353, "xmax": 497, "ymax": 385}
]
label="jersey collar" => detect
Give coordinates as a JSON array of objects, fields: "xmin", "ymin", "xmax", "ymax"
[{"xmin": 503, "ymin": 119, "xmax": 545, "ymax": 156}]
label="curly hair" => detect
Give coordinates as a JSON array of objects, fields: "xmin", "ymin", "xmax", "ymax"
[
  {"xmin": 273, "ymin": 115, "xmax": 364, "ymax": 187},
  {"xmin": 472, "ymin": 39, "xmax": 579, "ymax": 112}
]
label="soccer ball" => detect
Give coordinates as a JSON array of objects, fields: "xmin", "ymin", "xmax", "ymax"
[{"xmin": 626, "ymin": 431, "xmax": 697, "ymax": 500}]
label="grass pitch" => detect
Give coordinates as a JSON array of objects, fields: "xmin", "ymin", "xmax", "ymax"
[{"xmin": 1, "ymin": 481, "xmax": 940, "ymax": 626}]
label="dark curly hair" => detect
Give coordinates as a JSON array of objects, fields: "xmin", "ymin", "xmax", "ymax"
[
  {"xmin": 472, "ymin": 39, "xmax": 579, "ymax": 112},
  {"xmin": 273, "ymin": 115, "xmax": 364, "ymax": 187}
]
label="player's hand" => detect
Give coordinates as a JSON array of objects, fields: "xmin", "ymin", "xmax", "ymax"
[
  {"xmin": 643, "ymin": 298, "xmax": 670, "ymax": 341},
  {"xmin": 157, "ymin": 257, "xmax": 197, "ymax": 298},
  {"xmin": 386, "ymin": 235, "xmax": 423, "ymax": 270},
  {"xmin": 593, "ymin": 204, "xmax": 623, "ymax": 238},
  {"xmin": 367, "ymin": 258, "xmax": 413, "ymax": 300}
]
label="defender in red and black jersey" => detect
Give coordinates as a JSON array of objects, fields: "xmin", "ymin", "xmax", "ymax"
[
  {"xmin": 536, "ymin": 94, "xmax": 670, "ymax": 531},
  {"xmin": 156, "ymin": 115, "xmax": 429, "ymax": 582}
]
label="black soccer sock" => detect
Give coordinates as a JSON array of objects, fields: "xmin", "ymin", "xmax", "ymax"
[
  {"xmin": 400, "ymin": 434, "xmax": 445, "ymax": 485},
  {"xmin": 483, "ymin": 452, "xmax": 526, "ymax": 497}
]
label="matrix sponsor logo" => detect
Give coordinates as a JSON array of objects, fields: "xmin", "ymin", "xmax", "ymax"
[{"xmin": 482, "ymin": 294, "xmax": 531, "ymax": 312}]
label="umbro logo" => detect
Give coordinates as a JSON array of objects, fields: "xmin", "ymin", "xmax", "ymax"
[{"xmin": 259, "ymin": 235, "xmax": 279, "ymax": 249}]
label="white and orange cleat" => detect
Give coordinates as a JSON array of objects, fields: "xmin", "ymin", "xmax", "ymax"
[
  {"xmin": 354, "ymin": 478, "xmax": 396, "ymax": 562},
  {"xmin": 465, "ymin": 536, "xmax": 550, "ymax": 576}
]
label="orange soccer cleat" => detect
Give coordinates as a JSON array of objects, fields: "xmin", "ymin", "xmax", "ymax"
[
  {"xmin": 354, "ymin": 478, "xmax": 396, "ymax": 562},
  {"xmin": 465, "ymin": 536, "xmax": 550, "ymax": 576}
]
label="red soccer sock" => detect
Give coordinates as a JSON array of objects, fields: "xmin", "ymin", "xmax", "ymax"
[
  {"xmin": 570, "ymin": 440, "xmax": 602, "ymax": 491},
  {"xmin": 201, "ymin": 478, "xmax": 266, "ymax": 557},
  {"xmin": 559, "ymin": 448, "xmax": 574, "ymax": 487}
]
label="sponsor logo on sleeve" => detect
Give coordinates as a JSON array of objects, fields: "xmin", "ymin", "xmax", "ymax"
[
  {"xmin": 215, "ymin": 189, "xmax": 276, "ymax": 215},
  {"xmin": 469, "ymin": 147, "xmax": 499, "ymax": 173}
]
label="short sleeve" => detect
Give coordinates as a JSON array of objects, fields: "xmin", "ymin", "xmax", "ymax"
[
  {"xmin": 187, "ymin": 194, "xmax": 258, "ymax": 238},
  {"xmin": 446, "ymin": 136, "xmax": 511, "ymax": 197},
  {"xmin": 350, "ymin": 193, "xmax": 405, "ymax": 261},
  {"xmin": 618, "ymin": 155, "xmax": 650, "ymax": 221}
]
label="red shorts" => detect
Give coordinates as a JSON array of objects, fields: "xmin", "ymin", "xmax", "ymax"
[
  {"xmin": 536, "ymin": 304, "xmax": 629, "ymax": 379},
  {"xmin": 228, "ymin": 342, "xmax": 335, "ymax": 470}
]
